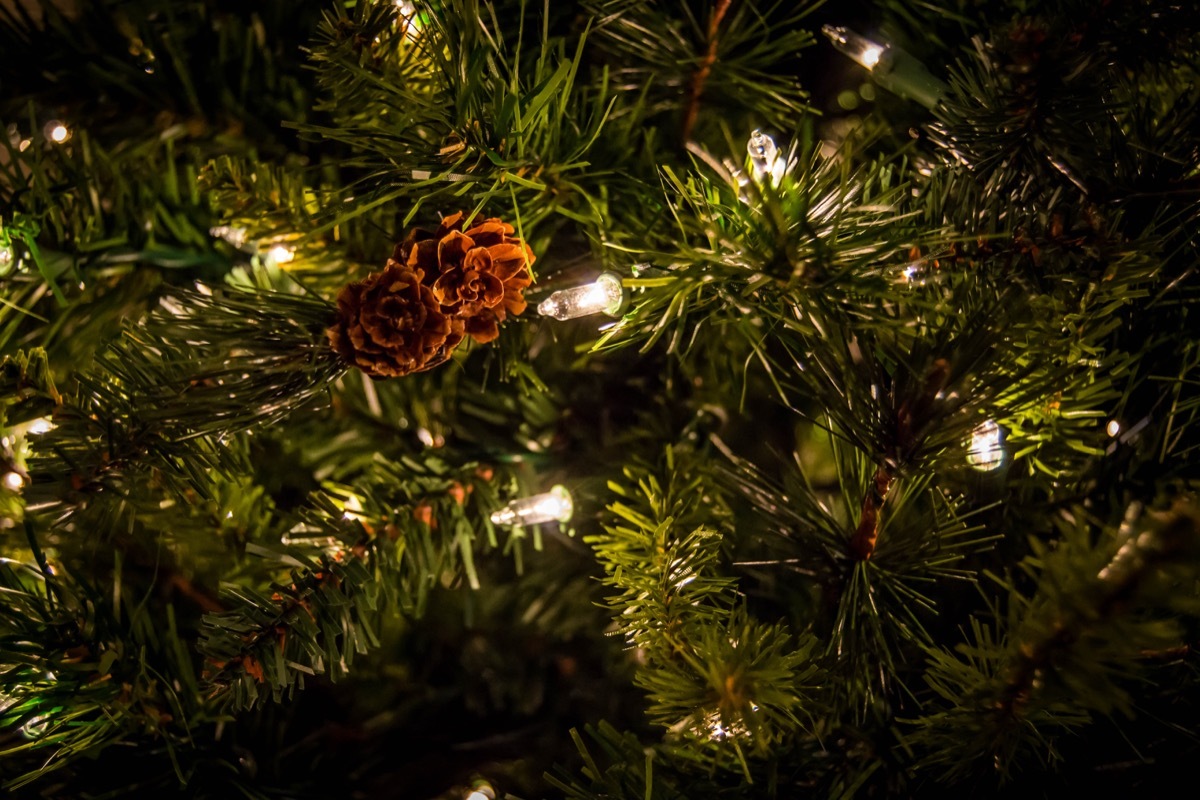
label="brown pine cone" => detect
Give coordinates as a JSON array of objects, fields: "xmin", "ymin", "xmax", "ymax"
[
  {"xmin": 327, "ymin": 262, "xmax": 464, "ymax": 379},
  {"xmin": 393, "ymin": 211, "xmax": 534, "ymax": 344}
]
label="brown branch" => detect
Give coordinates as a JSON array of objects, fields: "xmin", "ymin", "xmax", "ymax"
[
  {"xmin": 849, "ymin": 463, "xmax": 896, "ymax": 560},
  {"xmin": 164, "ymin": 572, "xmax": 225, "ymax": 614},
  {"xmin": 850, "ymin": 359, "xmax": 952, "ymax": 560},
  {"xmin": 681, "ymin": 0, "xmax": 733, "ymax": 144}
]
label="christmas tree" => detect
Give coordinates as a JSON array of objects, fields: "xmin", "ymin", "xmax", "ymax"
[{"xmin": 2, "ymin": 0, "xmax": 1198, "ymax": 796}]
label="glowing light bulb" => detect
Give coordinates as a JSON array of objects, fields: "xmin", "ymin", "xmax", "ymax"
[
  {"xmin": 822, "ymin": 25, "xmax": 890, "ymax": 71},
  {"xmin": 3, "ymin": 471, "xmax": 25, "ymax": 491},
  {"xmin": 44, "ymin": 121, "xmax": 70, "ymax": 143},
  {"xmin": 747, "ymin": 129, "xmax": 777, "ymax": 168},
  {"xmin": 1106, "ymin": 419, "xmax": 1121, "ymax": 437},
  {"xmin": 265, "ymin": 244, "xmax": 295, "ymax": 265},
  {"xmin": 537, "ymin": 273, "xmax": 625, "ymax": 321},
  {"xmin": 966, "ymin": 420, "xmax": 1004, "ymax": 471},
  {"xmin": 26, "ymin": 418, "xmax": 56, "ymax": 435},
  {"xmin": 463, "ymin": 781, "xmax": 495, "ymax": 800},
  {"xmin": 0, "ymin": 242, "xmax": 12, "ymax": 272},
  {"xmin": 490, "ymin": 485, "xmax": 573, "ymax": 527},
  {"xmin": 746, "ymin": 129, "xmax": 787, "ymax": 183}
]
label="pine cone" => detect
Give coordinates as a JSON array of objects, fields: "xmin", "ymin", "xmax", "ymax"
[
  {"xmin": 393, "ymin": 211, "xmax": 534, "ymax": 344},
  {"xmin": 327, "ymin": 262, "xmax": 464, "ymax": 379}
]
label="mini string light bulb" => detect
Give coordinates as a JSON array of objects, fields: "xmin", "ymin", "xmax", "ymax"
[
  {"xmin": 1106, "ymin": 419, "xmax": 1121, "ymax": 437},
  {"xmin": 43, "ymin": 121, "xmax": 70, "ymax": 143},
  {"xmin": 3, "ymin": 470, "xmax": 25, "ymax": 491},
  {"xmin": 822, "ymin": 25, "xmax": 887, "ymax": 70},
  {"xmin": 489, "ymin": 485, "xmax": 573, "ymax": 527},
  {"xmin": 821, "ymin": 25, "xmax": 947, "ymax": 109},
  {"xmin": 537, "ymin": 273, "xmax": 625, "ymax": 321},
  {"xmin": 746, "ymin": 129, "xmax": 787, "ymax": 183},
  {"xmin": 966, "ymin": 420, "xmax": 1005, "ymax": 471}
]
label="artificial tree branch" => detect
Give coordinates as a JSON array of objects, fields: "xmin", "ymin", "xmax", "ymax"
[
  {"xmin": 849, "ymin": 463, "xmax": 896, "ymax": 560},
  {"xmin": 681, "ymin": 0, "xmax": 733, "ymax": 144},
  {"xmin": 996, "ymin": 500, "xmax": 1200, "ymax": 720}
]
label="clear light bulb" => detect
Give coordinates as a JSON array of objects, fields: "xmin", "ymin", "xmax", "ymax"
[
  {"xmin": 747, "ymin": 129, "xmax": 777, "ymax": 167},
  {"xmin": 537, "ymin": 273, "xmax": 624, "ymax": 321},
  {"xmin": 966, "ymin": 420, "xmax": 1004, "ymax": 471},
  {"xmin": 822, "ymin": 25, "xmax": 889, "ymax": 71},
  {"xmin": 746, "ymin": 129, "xmax": 786, "ymax": 183},
  {"xmin": 490, "ymin": 485, "xmax": 573, "ymax": 526}
]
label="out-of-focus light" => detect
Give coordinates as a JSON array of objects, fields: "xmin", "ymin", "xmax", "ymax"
[
  {"xmin": 27, "ymin": 418, "xmax": 56, "ymax": 435},
  {"xmin": 1106, "ymin": 419, "xmax": 1121, "ymax": 438},
  {"xmin": 210, "ymin": 225, "xmax": 249, "ymax": 248},
  {"xmin": 966, "ymin": 420, "xmax": 1004, "ymax": 471},
  {"xmin": 265, "ymin": 244, "xmax": 295, "ymax": 265},
  {"xmin": 44, "ymin": 121, "xmax": 70, "ymax": 143},
  {"xmin": 342, "ymin": 494, "xmax": 364, "ymax": 520},
  {"xmin": 3, "ymin": 471, "xmax": 25, "ymax": 491}
]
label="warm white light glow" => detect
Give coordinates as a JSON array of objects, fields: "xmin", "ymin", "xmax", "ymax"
[
  {"xmin": 45, "ymin": 122, "xmax": 70, "ymax": 143},
  {"xmin": 860, "ymin": 44, "xmax": 884, "ymax": 69},
  {"xmin": 538, "ymin": 273, "xmax": 624, "ymax": 321},
  {"xmin": 342, "ymin": 494, "xmax": 364, "ymax": 520},
  {"xmin": 3, "ymin": 471, "xmax": 24, "ymax": 491},
  {"xmin": 490, "ymin": 485, "xmax": 573, "ymax": 526},
  {"xmin": 696, "ymin": 709, "xmax": 748, "ymax": 742},
  {"xmin": 266, "ymin": 244, "xmax": 295, "ymax": 265},
  {"xmin": 746, "ymin": 129, "xmax": 787, "ymax": 183},
  {"xmin": 966, "ymin": 420, "xmax": 1004, "ymax": 471},
  {"xmin": 463, "ymin": 781, "xmax": 495, "ymax": 800},
  {"xmin": 416, "ymin": 427, "xmax": 444, "ymax": 448},
  {"xmin": 822, "ymin": 25, "xmax": 889, "ymax": 72},
  {"xmin": 209, "ymin": 225, "xmax": 249, "ymax": 248},
  {"xmin": 1106, "ymin": 419, "xmax": 1121, "ymax": 437},
  {"xmin": 27, "ymin": 417, "xmax": 56, "ymax": 435},
  {"xmin": 394, "ymin": 1, "xmax": 421, "ymax": 35}
]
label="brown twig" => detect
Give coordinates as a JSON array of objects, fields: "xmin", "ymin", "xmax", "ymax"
[
  {"xmin": 681, "ymin": 0, "xmax": 733, "ymax": 144},
  {"xmin": 850, "ymin": 359, "xmax": 953, "ymax": 560},
  {"xmin": 164, "ymin": 572, "xmax": 225, "ymax": 614},
  {"xmin": 849, "ymin": 463, "xmax": 896, "ymax": 560}
]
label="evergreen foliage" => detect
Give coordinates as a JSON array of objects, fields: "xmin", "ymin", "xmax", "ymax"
[{"xmin": 2, "ymin": 0, "xmax": 1198, "ymax": 796}]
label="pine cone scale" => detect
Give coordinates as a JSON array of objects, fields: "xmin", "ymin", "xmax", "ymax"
[{"xmin": 330, "ymin": 210, "xmax": 535, "ymax": 379}]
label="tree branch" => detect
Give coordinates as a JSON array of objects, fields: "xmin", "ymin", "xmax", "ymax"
[{"xmin": 681, "ymin": 0, "xmax": 732, "ymax": 144}]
